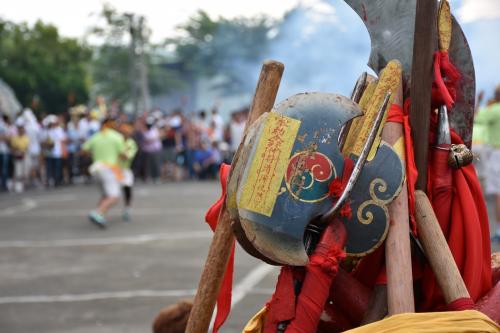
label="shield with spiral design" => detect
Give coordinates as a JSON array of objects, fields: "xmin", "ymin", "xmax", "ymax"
[{"xmin": 229, "ymin": 93, "xmax": 404, "ymax": 266}]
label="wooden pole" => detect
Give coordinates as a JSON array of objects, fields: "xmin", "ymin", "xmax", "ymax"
[
  {"xmin": 409, "ymin": 0, "xmax": 438, "ymax": 190},
  {"xmin": 383, "ymin": 85, "xmax": 415, "ymax": 314},
  {"xmin": 185, "ymin": 60, "xmax": 284, "ymax": 333},
  {"xmin": 414, "ymin": 190, "xmax": 470, "ymax": 303}
]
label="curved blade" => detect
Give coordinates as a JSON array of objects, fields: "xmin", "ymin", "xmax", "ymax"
[{"xmin": 345, "ymin": 0, "xmax": 475, "ymax": 146}]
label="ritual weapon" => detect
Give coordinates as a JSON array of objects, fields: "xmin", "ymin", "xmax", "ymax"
[
  {"xmin": 185, "ymin": 60, "xmax": 284, "ymax": 333},
  {"xmin": 344, "ymin": 0, "xmax": 476, "ymax": 177},
  {"xmin": 229, "ymin": 81, "xmax": 403, "ymax": 266}
]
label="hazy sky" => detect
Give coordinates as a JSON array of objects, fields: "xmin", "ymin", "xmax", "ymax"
[
  {"xmin": 1, "ymin": 0, "xmax": 298, "ymax": 42},
  {"xmin": 2, "ymin": 0, "xmax": 499, "ymax": 42}
]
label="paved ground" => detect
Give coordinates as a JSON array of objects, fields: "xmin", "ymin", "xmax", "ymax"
[
  {"xmin": 0, "ymin": 182, "xmax": 278, "ymax": 333},
  {"xmin": 0, "ymin": 182, "xmax": 498, "ymax": 333}
]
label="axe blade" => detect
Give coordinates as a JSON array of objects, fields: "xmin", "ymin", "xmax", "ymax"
[{"xmin": 345, "ymin": 0, "xmax": 475, "ymax": 146}]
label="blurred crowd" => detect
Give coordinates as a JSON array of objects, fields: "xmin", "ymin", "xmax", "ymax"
[
  {"xmin": 473, "ymin": 85, "xmax": 500, "ymax": 241},
  {"xmin": 0, "ymin": 99, "xmax": 249, "ymax": 193}
]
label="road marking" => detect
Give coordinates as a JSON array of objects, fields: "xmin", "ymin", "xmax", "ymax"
[
  {"xmin": 0, "ymin": 230, "xmax": 212, "ymax": 248},
  {"xmin": 31, "ymin": 194, "xmax": 78, "ymax": 203},
  {"xmin": 0, "ymin": 194, "xmax": 78, "ymax": 217},
  {"xmin": 0, "ymin": 287, "xmax": 276, "ymax": 305},
  {"xmin": 1, "ymin": 208, "xmax": 205, "ymax": 217},
  {"xmin": 209, "ymin": 263, "xmax": 276, "ymax": 331},
  {"xmin": 0, "ymin": 262, "xmax": 275, "ymax": 306},
  {"xmin": 0, "ymin": 198, "xmax": 37, "ymax": 216},
  {"xmin": 0, "ymin": 289, "xmax": 197, "ymax": 304},
  {"xmin": 231, "ymin": 263, "xmax": 274, "ymax": 306}
]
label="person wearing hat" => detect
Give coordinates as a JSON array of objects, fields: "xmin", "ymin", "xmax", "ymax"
[
  {"xmin": 474, "ymin": 84, "xmax": 500, "ymax": 241},
  {"xmin": 10, "ymin": 119, "xmax": 30, "ymax": 192},
  {"xmin": 82, "ymin": 118, "xmax": 126, "ymax": 228}
]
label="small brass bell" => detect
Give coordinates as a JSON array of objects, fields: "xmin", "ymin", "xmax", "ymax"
[{"xmin": 448, "ymin": 144, "xmax": 473, "ymax": 169}]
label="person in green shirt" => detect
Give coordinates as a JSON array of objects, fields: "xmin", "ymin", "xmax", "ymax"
[
  {"xmin": 118, "ymin": 124, "xmax": 138, "ymax": 222},
  {"xmin": 82, "ymin": 118, "xmax": 125, "ymax": 228},
  {"xmin": 474, "ymin": 85, "xmax": 500, "ymax": 241}
]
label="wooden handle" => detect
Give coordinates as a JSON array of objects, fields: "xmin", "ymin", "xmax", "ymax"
[
  {"xmin": 409, "ymin": 0, "xmax": 438, "ymax": 190},
  {"xmin": 185, "ymin": 60, "xmax": 284, "ymax": 333},
  {"xmin": 414, "ymin": 190, "xmax": 470, "ymax": 303},
  {"xmin": 383, "ymin": 123, "xmax": 415, "ymax": 314},
  {"xmin": 245, "ymin": 60, "xmax": 284, "ymax": 129},
  {"xmin": 383, "ymin": 83, "xmax": 415, "ymax": 314}
]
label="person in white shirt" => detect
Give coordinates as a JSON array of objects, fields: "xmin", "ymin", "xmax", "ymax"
[
  {"xmin": 229, "ymin": 111, "xmax": 246, "ymax": 156},
  {"xmin": 211, "ymin": 108, "xmax": 224, "ymax": 143},
  {"xmin": 22, "ymin": 108, "xmax": 42, "ymax": 186},
  {"xmin": 42, "ymin": 115, "xmax": 66, "ymax": 187}
]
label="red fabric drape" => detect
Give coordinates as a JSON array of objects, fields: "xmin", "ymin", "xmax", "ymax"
[
  {"xmin": 204, "ymin": 163, "xmax": 235, "ymax": 333},
  {"xmin": 386, "ymin": 102, "xmax": 419, "ymax": 235},
  {"xmin": 433, "ymin": 50, "xmax": 461, "ymax": 110},
  {"xmin": 422, "ymin": 121, "xmax": 492, "ymax": 310},
  {"xmin": 419, "ymin": 51, "xmax": 492, "ymax": 310},
  {"xmin": 285, "ymin": 222, "xmax": 347, "ymax": 333}
]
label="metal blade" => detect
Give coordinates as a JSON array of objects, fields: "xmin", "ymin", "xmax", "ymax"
[
  {"xmin": 320, "ymin": 91, "xmax": 392, "ymax": 224},
  {"xmin": 345, "ymin": 0, "xmax": 475, "ymax": 146}
]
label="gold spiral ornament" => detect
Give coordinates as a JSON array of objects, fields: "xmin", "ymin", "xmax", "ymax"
[{"xmin": 357, "ymin": 178, "xmax": 390, "ymax": 225}]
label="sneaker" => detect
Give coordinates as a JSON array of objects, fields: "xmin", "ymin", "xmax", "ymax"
[
  {"xmin": 88, "ymin": 211, "xmax": 107, "ymax": 229},
  {"xmin": 122, "ymin": 210, "xmax": 131, "ymax": 222}
]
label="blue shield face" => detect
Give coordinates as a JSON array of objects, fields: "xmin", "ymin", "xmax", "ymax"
[{"xmin": 230, "ymin": 93, "xmax": 404, "ymax": 266}]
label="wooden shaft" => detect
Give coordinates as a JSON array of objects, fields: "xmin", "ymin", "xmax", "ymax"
[
  {"xmin": 414, "ymin": 190, "xmax": 470, "ymax": 303},
  {"xmin": 185, "ymin": 60, "xmax": 284, "ymax": 333},
  {"xmin": 409, "ymin": 0, "xmax": 438, "ymax": 190},
  {"xmin": 383, "ymin": 121, "xmax": 415, "ymax": 314},
  {"xmin": 246, "ymin": 60, "xmax": 285, "ymax": 128}
]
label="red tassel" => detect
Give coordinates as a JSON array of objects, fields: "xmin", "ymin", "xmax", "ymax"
[
  {"xmin": 433, "ymin": 51, "xmax": 461, "ymax": 110},
  {"xmin": 204, "ymin": 164, "xmax": 235, "ymax": 333}
]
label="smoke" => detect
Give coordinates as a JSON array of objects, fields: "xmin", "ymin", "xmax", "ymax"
[
  {"xmin": 208, "ymin": 0, "xmax": 500, "ymax": 113},
  {"xmin": 262, "ymin": 0, "xmax": 372, "ymax": 101},
  {"xmin": 209, "ymin": 0, "xmax": 372, "ymax": 111},
  {"xmin": 250, "ymin": 0, "xmax": 372, "ymax": 102}
]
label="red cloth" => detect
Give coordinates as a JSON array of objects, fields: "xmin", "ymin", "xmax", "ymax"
[
  {"xmin": 433, "ymin": 50, "xmax": 461, "ymax": 110},
  {"xmin": 286, "ymin": 222, "xmax": 347, "ymax": 333},
  {"xmin": 204, "ymin": 163, "xmax": 235, "ymax": 333},
  {"xmin": 386, "ymin": 102, "xmax": 419, "ymax": 235},
  {"xmin": 263, "ymin": 266, "xmax": 299, "ymax": 332},
  {"xmin": 446, "ymin": 297, "xmax": 475, "ymax": 311},
  {"xmin": 421, "ymin": 116, "xmax": 492, "ymax": 310}
]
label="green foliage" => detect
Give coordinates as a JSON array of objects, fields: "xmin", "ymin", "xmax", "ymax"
[
  {"xmin": 167, "ymin": 10, "xmax": 274, "ymax": 93},
  {"xmin": 0, "ymin": 19, "xmax": 91, "ymax": 114},
  {"xmin": 90, "ymin": 5, "xmax": 183, "ymax": 104}
]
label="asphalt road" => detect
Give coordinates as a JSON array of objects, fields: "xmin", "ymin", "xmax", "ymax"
[
  {"xmin": 0, "ymin": 182, "xmax": 498, "ymax": 333},
  {"xmin": 0, "ymin": 182, "xmax": 278, "ymax": 333}
]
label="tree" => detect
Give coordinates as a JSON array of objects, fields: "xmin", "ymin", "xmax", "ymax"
[
  {"xmin": 90, "ymin": 5, "xmax": 183, "ymax": 112},
  {"xmin": 0, "ymin": 19, "xmax": 91, "ymax": 114},
  {"xmin": 167, "ymin": 10, "xmax": 274, "ymax": 93}
]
